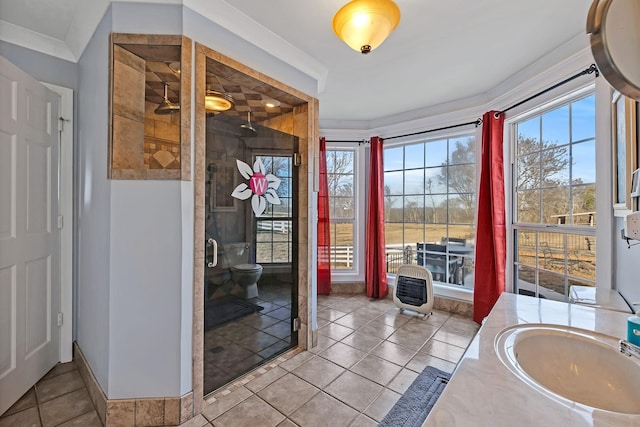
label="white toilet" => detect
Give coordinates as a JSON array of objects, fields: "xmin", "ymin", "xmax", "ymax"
[{"xmin": 225, "ymin": 242, "xmax": 263, "ymax": 299}]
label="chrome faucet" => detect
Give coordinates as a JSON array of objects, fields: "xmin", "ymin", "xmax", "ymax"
[{"xmin": 620, "ymin": 340, "xmax": 640, "ymax": 359}]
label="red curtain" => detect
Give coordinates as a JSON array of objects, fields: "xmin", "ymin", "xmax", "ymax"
[
  {"xmin": 473, "ymin": 111, "xmax": 506, "ymax": 323},
  {"xmin": 317, "ymin": 137, "xmax": 332, "ymax": 295},
  {"xmin": 366, "ymin": 136, "xmax": 388, "ymax": 298}
]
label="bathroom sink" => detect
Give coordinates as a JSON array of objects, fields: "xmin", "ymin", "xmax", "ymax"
[{"xmin": 495, "ymin": 324, "xmax": 640, "ymax": 414}]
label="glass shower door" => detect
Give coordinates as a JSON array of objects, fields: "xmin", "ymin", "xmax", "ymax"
[{"xmin": 203, "ymin": 114, "xmax": 298, "ymax": 395}]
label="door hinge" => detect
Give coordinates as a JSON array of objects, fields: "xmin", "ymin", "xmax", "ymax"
[
  {"xmin": 293, "ymin": 153, "xmax": 301, "ymax": 167},
  {"xmin": 292, "ymin": 317, "xmax": 301, "ymax": 332},
  {"xmin": 57, "ymin": 215, "xmax": 64, "ymax": 229},
  {"xmin": 58, "ymin": 117, "xmax": 70, "ymax": 132},
  {"xmin": 57, "ymin": 313, "xmax": 64, "ymax": 327}
]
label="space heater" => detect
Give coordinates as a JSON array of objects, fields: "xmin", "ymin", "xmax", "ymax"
[{"xmin": 393, "ymin": 264, "xmax": 434, "ymax": 316}]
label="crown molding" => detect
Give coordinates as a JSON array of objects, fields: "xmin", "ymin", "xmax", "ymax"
[
  {"xmin": 321, "ymin": 33, "xmax": 593, "ymax": 138},
  {"xmin": 0, "ymin": 19, "xmax": 77, "ymax": 62},
  {"xmin": 487, "ymin": 33, "xmax": 593, "ymax": 113}
]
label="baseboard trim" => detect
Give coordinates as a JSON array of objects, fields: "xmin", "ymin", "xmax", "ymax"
[{"xmin": 73, "ymin": 342, "xmax": 193, "ymax": 426}]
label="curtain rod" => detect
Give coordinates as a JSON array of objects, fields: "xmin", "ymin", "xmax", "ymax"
[
  {"xmin": 324, "ymin": 139, "xmax": 369, "ymax": 145},
  {"xmin": 384, "ymin": 119, "xmax": 482, "ymax": 141},
  {"xmin": 494, "ymin": 64, "xmax": 599, "ymax": 118}
]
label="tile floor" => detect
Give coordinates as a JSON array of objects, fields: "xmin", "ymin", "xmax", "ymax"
[
  {"xmin": 204, "ymin": 278, "xmax": 295, "ymax": 393},
  {"xmin": 0, "ymin": 293, "xmax": 479, "ymax": 427}
]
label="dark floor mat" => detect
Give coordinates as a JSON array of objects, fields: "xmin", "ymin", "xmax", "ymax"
[
  {"xmin": 204, "ymin": 296, "xmax": 263, "ymax": 330},
  {"xmin": 379, "ymin": 365, "xmax": 451, "ymax": 427}
]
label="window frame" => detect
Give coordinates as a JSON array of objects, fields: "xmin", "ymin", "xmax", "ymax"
[
  {"xmin": 382, "ymin": 129, "xmax": 478, "ymax": 292},
  {"xmin": 325, "ymin": 143, "xmax": 366, "ymax": 282},
  {"xmin": 506, "ymin": 86, "xmax": 601, "ymax": 299},
  {"xmin": 253, "ymin": 151, "xmax": 294, "ymax": 266}
]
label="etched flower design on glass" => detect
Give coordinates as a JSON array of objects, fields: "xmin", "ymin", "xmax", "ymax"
[{"xmin": 231, "ymin": 158, "xmax": 281, "ymax": 216}]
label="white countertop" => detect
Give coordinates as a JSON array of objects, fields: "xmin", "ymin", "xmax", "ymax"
[{"xmin": 425, "ymin": 293, "xmax": 640, "ymax": 426}]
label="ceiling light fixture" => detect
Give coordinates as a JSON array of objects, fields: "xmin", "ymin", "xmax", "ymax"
[
  {"xmin": 205, "ymin": 90, "xmax": 234, "ymax": 112},
  {"xmin": 261, "ymin": 99, "xmax": 281, "ymax": 108},
  {"xmin": 332, "ymin": 0, "xmax": 401, "ymax": 54}
]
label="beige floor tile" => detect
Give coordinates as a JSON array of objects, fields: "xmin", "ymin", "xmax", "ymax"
[
  {"xmin": 278, "ymin": 351, "xmax": 315, "ymax": 371},
  {"xmin": 428, "ymin": 308, "xmax": 452, "ymax": 322},
  {"xmin": 317, "ymin": 323, "xmax": 354, "ymax": 341},
  {"xmin": 340, "ymin": 331, "xmax": 383, "ymax": 353},
  {"xmin": 244, "ymin": 367, "xmax": 287, "ymax": 393},
  {"xmin": 433, "ymin": 328, "xmax": 475, "ymax": 348},
  {"xmin": 0, "ymin": 406, "xmax": 41, "ymax": 427},
  {"xmin": 308, "ymin": 335, "xmax": 337, "ymax": 354},
  {"xmin": 374, "ymin": 311, "xmax": 413, "ymax": 328},
  {"xmin": 3, "ymin": 294, "xmax": 479, "ymax": 427},
  {"xmin": 332, "ymin": 313, "xmax": 372, "ymax": 330},
  {"xmin": 316, "ymin": 308, "xmax": 348, "ymax": 321},
  {"xmin": 387, "ymin": 368, "xmax": 419, "ymax": 394},
  {"xmin": 438, "ymin": 317, "xmax": 480, "ymax": 338},
  {"xmin": 201, "ymin": 386, "xmax": 252, "ymax": 421},
  {"xmin": 351, "ymin": 307, "xmax": 386, "ymax": 320},
  {"xmin": 406, "ymin": 353, "xmax": 456, "ymax": 374},
  {"xmin": 291, "ymin": 357, "xmax": 344, "ymax": 389},
  {"xmin": 39, "ymin": 388, "xmax": 94, "ymax": 427},
  {"xmin": 399, "ymin": 318, "xmax": 441, "ymax": 337},
  {"xmin": 363, "ymin": 388, "xmax": 401, "ymax": 422},
  {"xmin": 212, "ymin": 395, "xmax": 285, "ymax": 427},
  {"xmin": 318, "ymin": 342, "xmax": 366, "ymax": 369},
  {"xmin": 36, "ymin": 370, "xmax": 85, "ymax": 403},
  {"xmin": 177, "ymin": 414, "xmax": 209, "ymax": 427},
  {"xmin": 41, "ymin": 362, "xmax": 77, "ymax": 381},
  {"xmin": 386, "ymin": 325, "xmax": 437, "ymax": 351},
  {"xmin": 324, "ymin": 301, "xmax": 360, "ymax": 315},
  {"xmin": 2, "ymin": 388, "xmax": 37, "ymax": 416},
  {"xmin": 289, "ymin": 392, "xmax": 358, "ymax": 427},
  {"xmin": 356, "ymin": 321, "xmax": 397, "ymax": 340},
  {"xmin": 419, "ymin": 339, "xmax": 466, "ymax": 363},
  {"xmin": 57, "ymin": 410, "xmax": 102, "ymax": 426},
  {"xmin": 350, "ymin": 414, "xmax": 378, "ymax": 427},
  {"xmin": 324, "ymin": 371, "xmax": 383, "ymax": 412},
  {"xmin": 258, "ymin": 373, "xmax": 319, "ymax": 415},
  {"xmin": 350, "ymin": 354, "xmax": 402, "ymax": 386},
  {"xmin": 369, "ymin": 341, "xmax": 416, "ymax": 366}
]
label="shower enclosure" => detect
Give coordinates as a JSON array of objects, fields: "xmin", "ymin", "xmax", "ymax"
[{"xmin": 203, "ymin": 113, "xmax": 299, "ymax": 394}]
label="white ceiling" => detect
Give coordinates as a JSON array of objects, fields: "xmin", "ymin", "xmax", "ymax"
[{"xmin": 0, "ymin": 0, "xmax": 594, "ymax": 124}]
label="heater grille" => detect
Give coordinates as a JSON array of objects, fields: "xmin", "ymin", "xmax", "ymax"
[{"xmin": 396, "ymin": 275, "xmax": 428, "ymax": 306}]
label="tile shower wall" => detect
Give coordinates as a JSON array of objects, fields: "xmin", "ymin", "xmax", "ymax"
[
  {"xmin": 144, "ymin": 100, "xmax": 181, "ymax": 169},
  {"xmin": 112, "ymin": 44, "xmax": 146, "ymax": 170}
]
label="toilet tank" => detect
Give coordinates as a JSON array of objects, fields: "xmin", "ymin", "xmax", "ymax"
[{"xmin": 220, "ymin": 242, "xmax": 250, "ymax": 267}]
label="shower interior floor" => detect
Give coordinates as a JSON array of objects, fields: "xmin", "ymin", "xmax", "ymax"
[{"xmin": 203, "ymin": 278, "xmax": 294, "ymax": 394}]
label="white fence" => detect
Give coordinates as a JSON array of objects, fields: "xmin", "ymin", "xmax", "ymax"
[
  {"xmin": 331, "ymin": 246, "xmax": 353, "ymax": 268},
  {"xmin": 257, "ymin": 220, "xmax": 291, "ymax": 234}
]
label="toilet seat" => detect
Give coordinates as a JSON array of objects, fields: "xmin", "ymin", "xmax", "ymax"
[{"xmin": 231, "ymin": 263, "xmax": 262, "ymax": 273}]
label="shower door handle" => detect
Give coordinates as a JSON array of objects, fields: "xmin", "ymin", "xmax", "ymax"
[{"xmin": 207, "ymin": 238, "xmax": 218, "ymax": 268}]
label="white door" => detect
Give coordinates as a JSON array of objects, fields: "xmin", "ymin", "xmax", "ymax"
[{"xmin": 0, "ymin": 56, "xmax": 61, "ymax": 415}]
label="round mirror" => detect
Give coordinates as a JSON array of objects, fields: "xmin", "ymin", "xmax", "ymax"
[{"xmin": 587, "ymin": 0, "xmax": 640, "ymax": 99}]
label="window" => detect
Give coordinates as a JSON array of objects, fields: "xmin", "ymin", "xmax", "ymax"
[
  {"xmin": 383, "ymin": 134, "xmax": 476, "ymax": 288},
  {"xmin": 327, "ymin": 149, "xmax": 356, "ymax": 271},
  {"xmin": 512, "ymin": 93, "xmax": 596, "ymax": 300},
  {"xmin": 256, "ymin": 154, "xmax": 293, "ymax": 263}
]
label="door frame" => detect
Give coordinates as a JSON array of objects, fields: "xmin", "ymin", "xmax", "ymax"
[
  {"xmin": 43, "ymin": 83, "xmax": 73, "ymax": 363},
  {"xmin": 192, "ymin": 42, "xmax": 318, "ymax": 415}
]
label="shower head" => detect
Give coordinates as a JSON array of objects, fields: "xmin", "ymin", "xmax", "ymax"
[
  {"xmin": 240, "ymin": 111, "xmax": 257, "ymax": 136},
  {"xmin": 155, "ymin": 82, "xmax": 180, "ymax": 115}
]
